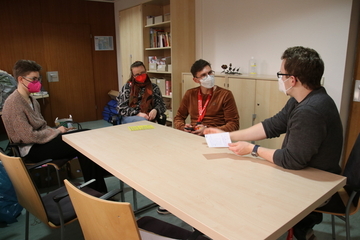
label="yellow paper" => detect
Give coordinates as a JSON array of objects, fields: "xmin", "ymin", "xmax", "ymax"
[{"xmin": 128, "ymin": 125, "xmax": 155, "ymax": 131}]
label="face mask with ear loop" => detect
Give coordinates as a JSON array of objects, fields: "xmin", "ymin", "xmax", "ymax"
[
  {"xmin": 134, "ymin": 73, "xmax": 147, "ymax": 83},
  {"xmin": 23, "ymin": 80, "xmax": 42, "ymax": 93},
  {"xmin": 199, "ymin": 74, "xmax": 215, "ymax": 89},
  {"xmin": 278, "ymin": 76, "xmax": 292, "ymax": 95}
]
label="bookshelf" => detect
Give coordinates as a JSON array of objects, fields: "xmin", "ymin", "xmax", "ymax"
[{"xmin": 141, "ymin": 0, "xmax": 195, "ymax": 126}]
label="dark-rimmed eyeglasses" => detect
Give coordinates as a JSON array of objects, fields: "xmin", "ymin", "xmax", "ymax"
[
  {"xmin": 195, "ymin": 70, "xmax": 215, "ymax": 79},
  {"xmin": 22, "ymin": 76, "xmax": 41, "ymax": 82},
  {"xmin": 133, "ymin": 71, "xmax": 147, "ymax": 78},
  {"xmin": 277, "ymin": 72, "xmax": 291, "ymax": 78}
]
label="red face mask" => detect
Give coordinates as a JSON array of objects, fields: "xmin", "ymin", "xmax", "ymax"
[{"xmin": 134, "ymin": 73, "xmax": 147, "ymax": 83}]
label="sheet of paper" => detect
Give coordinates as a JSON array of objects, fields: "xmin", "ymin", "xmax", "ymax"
[
  {"xmin": 205, "ymin": 132, "xmax": 231, "ymax": 148},
  {"xmin": 128, "ymin": 125, "xmax": 155, "ymax": 131}
]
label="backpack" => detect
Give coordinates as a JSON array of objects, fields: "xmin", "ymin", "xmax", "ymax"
[
  {"xmin": 102, "ymin": 99, "xmax": 121, "ymax": 125},
  {"xmin": 0, "ymin": 70, "xmax": 17, "ymax": 111}
]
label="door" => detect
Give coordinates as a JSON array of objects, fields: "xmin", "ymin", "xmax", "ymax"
[
  {"xmin": 42, "ymin": 23, "xmax": 97, "ymax": 123},
  {"xmin": 343, "ymin": 31, "xmax": 360, "ymax": 169},
  {"xmin": 228, "ymin": 77, "xmax": 256, "ymax": 130},
  {"xmin": 119, "ymin": 5, "xmax": 143, "ymax": 85},
  {"xmin": 255, "ymin": 79, "xmax": 289, "ymax": 149}
]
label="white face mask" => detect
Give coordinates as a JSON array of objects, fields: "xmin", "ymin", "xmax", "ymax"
[
  {"xmin": 199, "ymin": 74, "xmax": 215, "ymax": 89},
  {"xmin": 278, "ymin": 76, "xmax": 292, "ymax": 95}
]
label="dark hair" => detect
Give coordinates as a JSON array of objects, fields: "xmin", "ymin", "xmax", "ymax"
[
  {"xmin": 129, "ymin": 61, "xmax": 146, "ymax": 78},
  {"xmin": 281, "ymin": 46, "xmax": 324, "ymax": 90},
  {"xmin": 190, "ymin": 59, "xmax": 211, "ymax": 77},
  {"xmin": 13, "ymin": 60, "xmax": 42, "ymax": 81}
]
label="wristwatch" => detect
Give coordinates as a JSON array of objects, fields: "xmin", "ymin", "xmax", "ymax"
[{"xmin": 251, "ymin": 145, "xmax": 260, "ymax": 157}]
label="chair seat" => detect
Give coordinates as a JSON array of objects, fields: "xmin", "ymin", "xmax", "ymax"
[
  {"xmin": 43, "ymin": 185, "xmax": 103, "ymax": 226},
  {"xmin": 316, "ymin": 187, "xmax": 359, "ymax": 216}
]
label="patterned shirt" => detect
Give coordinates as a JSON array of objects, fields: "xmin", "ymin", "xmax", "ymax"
[{"xmin": 117, "ymin": 82, "xmax": 166, "ymax": 116}]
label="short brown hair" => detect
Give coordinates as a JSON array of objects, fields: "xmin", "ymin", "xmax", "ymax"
[
  {"xmin": 281, "ymin": 46, "xmax": 324, "ymax": 90},
  {"xmin": 13, "ymin": 60, "xmax": 42, "ymax": 81}
]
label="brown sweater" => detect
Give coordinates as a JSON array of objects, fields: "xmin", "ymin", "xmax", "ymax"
[
  {"xmin": 174, "ymin": 86, "xmax": 240, "ymax": 132},
  {"xmin": 2, "ymin": 90, "xmax": 60, "ymax": 145}
]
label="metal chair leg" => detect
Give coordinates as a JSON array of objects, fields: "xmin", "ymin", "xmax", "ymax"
[
  {"xmin": 119, "ymin": 180, "xmax": 125, "ymax": 202},
  {"xmin": 331, "ymin": 215, "xmax": 336, "ymax": 240},
  {"xmin": 133, "ymin": 188, "xmax": 138, "ymax": 210},
  {"xmin": 25, "ymin": 210, "xmax": 29, "ymax": 240}
]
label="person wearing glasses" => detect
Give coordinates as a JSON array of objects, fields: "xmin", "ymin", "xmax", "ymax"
[
  {"xmin": 2, "ymin": 59, "xmax": 108, "ymax": 193},
  {"xmin": 173, "ymin": 59, "xmax": 239, "ymax": 136},
  {"xmin": 204, "ymin": 46, "xmax": 343, "ymax": 240},
  {"xmin": 117, "ymin": 61, "xmax": 166, "ymax": 124}
]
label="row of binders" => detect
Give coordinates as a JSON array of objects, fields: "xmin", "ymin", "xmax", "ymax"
[{"xmin": 149, "ymin": 28, "xmax": 171, "ymax": 48}]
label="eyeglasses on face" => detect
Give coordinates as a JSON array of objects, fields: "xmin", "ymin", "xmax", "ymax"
[
  {"xmin": 195, "ymin": 70, "xmax": 215, "ymax": 79},
  {"xmin": 277, "ymin": 72, "xmax": 292, "ymax": 78},
  {"xmin": 22, "ymin": 76, "xmax": 41, "ymax": 82},
  {"xmin": 133, "ymin": 71, "xmax": 147, "ymax": 78}
]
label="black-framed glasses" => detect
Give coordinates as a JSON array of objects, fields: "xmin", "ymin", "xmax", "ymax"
[
  {"xmin": 195, "ymin": 70, "xmax": 215, "ymax": 79},
  {"xmin": 22, "ymin": 76, "xmax": 41, "ymax": 82},
  {"xmin": 277, "ymin": 72, "xmax": 291, "ymax": 78},
  {"xmin": 133, "ymin": 71, "xmax": 146, "ymax": 78}
]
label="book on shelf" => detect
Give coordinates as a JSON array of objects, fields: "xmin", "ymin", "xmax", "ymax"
[
  {"xmin": 149, "ymin": 28, "xmax": 170, "ymax": 48},
  {"xmin": 165, "ymin": 79, "xmax": 171, "ymax": 95}
]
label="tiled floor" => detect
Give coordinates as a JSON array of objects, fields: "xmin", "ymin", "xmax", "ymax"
[{"xmin": 1, "ymin": 120, "xmax": 360, "ymax": 240}]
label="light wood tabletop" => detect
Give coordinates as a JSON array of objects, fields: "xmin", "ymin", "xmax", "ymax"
[{"xmin": 63, "ymin": 121, "xmax": 346, "ymax": 240}]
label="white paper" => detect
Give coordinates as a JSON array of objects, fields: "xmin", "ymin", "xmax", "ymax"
[{"xmin": 205, "ymin": 132, "xmax": 231, "ymax": 148}]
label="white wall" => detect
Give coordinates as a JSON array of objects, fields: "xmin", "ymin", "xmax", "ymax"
[{"xmin": 115, "ymin": 0, "xmax": 359, "ymax": 127}]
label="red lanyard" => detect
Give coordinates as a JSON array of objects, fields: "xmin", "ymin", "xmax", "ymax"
[{"xmin": 197, "ymin": 88, "xmax": 213, "ymax": 123}]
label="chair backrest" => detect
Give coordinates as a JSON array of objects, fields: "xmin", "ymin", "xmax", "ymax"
[
  {"xmin": 0, "ymin": 151, "xmax": 49, "ymax": 223},
  {"xmin": 64, "ymin": 179, "xmax": 142, "ymax": 240},
  {"xmin": 343, "ymin": 133, "xmax": 360, "ymax": 189},
  {"xmin": 342, "ymin": 133, "xmax": 360, "ymax": 207}
]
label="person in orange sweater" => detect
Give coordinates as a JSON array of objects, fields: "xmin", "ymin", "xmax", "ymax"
[
  {"xmin": 174, "ymin": 59, "xmax": 240, "ymax": 136},
  {"xmin": 2, "ymin": 59, "xmax": 108, "ymax": 193}
]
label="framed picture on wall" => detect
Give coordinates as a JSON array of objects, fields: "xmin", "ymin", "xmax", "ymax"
[{"xmin": 94, "ymin": 36, "xmax": 114, "ymax": 51}]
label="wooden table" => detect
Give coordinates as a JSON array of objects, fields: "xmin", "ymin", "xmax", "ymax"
[{"xmin": 63, "ymin": 121, "xmax": 346, "ymax": 240}]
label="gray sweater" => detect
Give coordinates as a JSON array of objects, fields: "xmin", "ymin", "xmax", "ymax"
[{"xmin": 262, "ymin": 87, "xmax": 342, "ymax": 174}]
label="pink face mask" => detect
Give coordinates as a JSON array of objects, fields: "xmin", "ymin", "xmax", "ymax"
[{"xmin": 27, "ymin": 81, "xmax": 42, "ymax": 93}]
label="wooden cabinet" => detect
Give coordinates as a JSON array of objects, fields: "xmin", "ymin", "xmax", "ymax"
[
  {"xmin": 229, "ymin": 75, "xmax": 289, "ymax": 149},
  {"xmin": 182, "ymin": 73, "xmax": 289, "ymax": 149}
]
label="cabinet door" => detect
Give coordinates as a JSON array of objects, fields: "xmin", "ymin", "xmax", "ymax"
[
  {"xmin": 255, "ymin": 80, "xmax": 289, "ymax": 149},
  {"xmin": 228, "ymin": 77, "xmax": 256, "ymax": 130},
  {"xmin": 119, "ymin": 5, "xmax": 143, "ymax": 85}
]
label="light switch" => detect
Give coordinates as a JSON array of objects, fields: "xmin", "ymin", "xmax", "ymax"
[{"xmin": 47, "ymin": 71, "xmax": 59, "ymax": 82}]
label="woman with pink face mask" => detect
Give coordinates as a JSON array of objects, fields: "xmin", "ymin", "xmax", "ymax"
[
  {"xmin": 117, "ymin": 61, "xmax": 166, "ymax": 124},
  {"xmin": 1, "ymin": 60, "xmax": 108, "ymax": 193}
]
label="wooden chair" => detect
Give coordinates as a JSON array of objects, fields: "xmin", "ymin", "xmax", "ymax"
[
  {"xmin": 7, "ymin": 140, "xmax": 70, "ymax": 188},
  {"xmin": 64, "ymin": 179, "xmax": 210, "ymax": 240},
  {"xmin": 315, "ymin": 133, "xmax": 360, "ymax": 240},
  {"xmin": 0, "ymin": 150, "xmax": 115, "ymax": 240}
]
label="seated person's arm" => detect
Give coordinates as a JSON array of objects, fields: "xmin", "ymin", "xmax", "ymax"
[
  {"xmin": 216, "ymin": 91, "xmax": 240, "ymax": 132},
  {"xmin": 174, "ymin": 91, "xmax": 191, "ymax": 130},
  {"xmin": 149, "ymin": 84, "xmax": 167, "ymax": 120},
  {"xmin": 117, "ymin": 83, "xmax": 139, "ymax": 116}
]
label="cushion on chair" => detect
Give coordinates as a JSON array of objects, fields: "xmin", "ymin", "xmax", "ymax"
[
  {"xmin": 42, "ymin": 186, "xmax": 76, "ymax": 226},
  {"xmin": 137, "ymin": 216, "xmax": 210, "ymax": 240},
  {"xmin": 42, "ymin": 185, "xmax": 104, "ymax": 226},
  {"xmin": 316, "ymin": 191, "xmax": 346, "ymax": 214}
]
